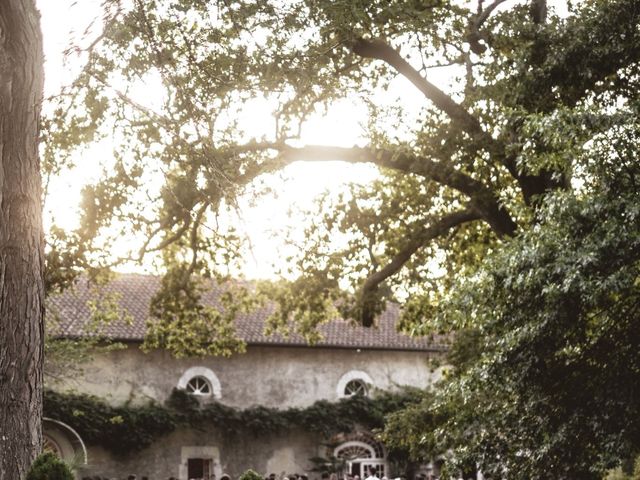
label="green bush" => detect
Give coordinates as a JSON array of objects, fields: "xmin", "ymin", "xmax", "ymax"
[
  {"xmin": 44, "ymin": 387, "xmax": 423, "ymax": 455},
  {"xmin": 603, "ymin": 456, "xmax": 640, "ymax": 480},
  {"xmin": 239, "ymin": 469, "xmax": 264, "ymax": 480},
  {"xmin": 26, "ymin": 452, "xmax": 74, "ymax": 480}
]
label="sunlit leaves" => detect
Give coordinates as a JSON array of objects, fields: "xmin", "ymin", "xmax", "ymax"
[{"xmin": 143, "ymin": 264, "xmax": 248, "ymax": 357}]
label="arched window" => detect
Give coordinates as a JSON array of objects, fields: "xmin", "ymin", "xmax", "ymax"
[
  {"xmin": 42, "ymin": 418, "xmax": 88, "ymax": 465},
  {"xmin": 335, "ymin": 442, "xmax": 375, "ymax": 460},
  {"xmin": 332, "ymin": 432, "xmax": 387, "ymax": 478},
  {"xmin": 177, "ymin": 366, "xmax": 222, "ymax": 399},
  {"xmin": 186, "ymin": 376, "xmax": 212, "ymax": 396},
  {"xmin": 344, "ymin": 379, "xmax": 368, "ymax": 397},
  {"xmin": 337, "ymin": 370, "xmax": 374, "ymax": 398}
]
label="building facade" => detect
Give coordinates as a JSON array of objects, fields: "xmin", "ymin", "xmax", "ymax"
[{"xmin": 46, "ymin": 274, "xmax": 447, "ymax": 479}]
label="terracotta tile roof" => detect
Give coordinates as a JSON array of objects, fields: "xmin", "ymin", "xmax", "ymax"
[{"xmin": 47, "ymin": 273, "xmax": 447, "ymax": 352}]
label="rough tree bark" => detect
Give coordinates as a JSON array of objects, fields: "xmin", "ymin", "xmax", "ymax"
[{"xmin": 0, "ymin": 1, "xmax": 45, "ymax": 479}]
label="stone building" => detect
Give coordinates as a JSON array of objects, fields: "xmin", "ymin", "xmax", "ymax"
[{"xmin": 45, "ymin": 274, "xmax": 447, "ymax": 480}]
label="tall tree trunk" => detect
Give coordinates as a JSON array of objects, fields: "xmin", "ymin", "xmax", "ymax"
[{"xmin": 0, "ymin": 1, "xmax": 45, "ymax": 479}]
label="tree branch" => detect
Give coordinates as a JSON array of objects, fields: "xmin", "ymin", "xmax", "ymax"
[
  {"xmin": 530, "ymin": 0, "xmax": 547, "ymax": 24},
  {"xmin": 231, "ymin": 143, "xmax": 517, "ymax": 236},
  {"xmin": 235, "ymin": 143, "xmax": 487, "ymax": 197},
  {"xmin": 188, "ymin": 202, "xmax": 209, "ymax": 274},
  {"xmin": 359, "ymin": 208, "xmax": 482, "ymax": 326},
  {"xmin": 351, "ymin": 38, "xmax": 490, "ymax": 141},
  {"xmin": 468, "ymin": 0, "xmax": 510, "ymax": 54},
  {"xmin": 477, "ymin": 0, "xmax": 510, "ymax": 26},
  {"xmin": 139, "ymin": 218, "xmax": 191, "ymax": 258},
  {"xmin": 348, "ymin": 37, "xmax": 558, "ymax": 210}
]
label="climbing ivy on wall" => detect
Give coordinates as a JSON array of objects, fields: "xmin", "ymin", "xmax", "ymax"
[{"xmin": 43, "ymin": 388, "xmax": 423, "ymax": 457}]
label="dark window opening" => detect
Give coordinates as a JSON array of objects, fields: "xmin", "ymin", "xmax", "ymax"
[{"xmin": 188, "ymin": 458, "xmax": 212, "ymax": 480}]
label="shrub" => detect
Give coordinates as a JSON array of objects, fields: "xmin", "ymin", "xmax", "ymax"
[
  {"xmin": 239, "ymin": 469, "xmax": 264, "ymax": 480},
  {"xmin": 26, "ymin": 452, "xmax": 74, "ymax": 480}
]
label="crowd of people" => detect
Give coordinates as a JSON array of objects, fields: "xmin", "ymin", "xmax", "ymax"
[{"xmin": 81, "ymin": 465, "xmax": 400, "ymax": 480}]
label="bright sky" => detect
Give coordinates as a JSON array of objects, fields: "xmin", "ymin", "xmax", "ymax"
[{"xmin": 37, "ymin": 0, "xmax": 569, "ymax": 280}]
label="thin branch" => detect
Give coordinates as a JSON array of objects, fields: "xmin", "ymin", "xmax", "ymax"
[
  {"xmin": 464, "ymin": 51, "xmax": 476, "ymax": 95},
  {"xmin": 359, "ymin": 208, "xmax": 482, "ymax": 326},
  {"xmin": 63, "ymin": 0, "xmax": 124, "ymax": 57},
  {"xmin": 91, "ymin": 74, "xmax": 174, "ymax": 129},
  {"xmin": 351, "ymin": 38, "xmax": 490, "ymax": 141},
  {"xmin": 477, "ymin": 0, "xmax": 509, "ymax": 27},
  {"xmin": 468, "ymin": 0, "xmax": 510, "ymax": 54},
  {"xmin": 140, "ymin": 218, "xmax": 191, "ymax": 257},
  {"xmin": 187, "ymin": 202, "xmax": 209, "ymax": 274}
]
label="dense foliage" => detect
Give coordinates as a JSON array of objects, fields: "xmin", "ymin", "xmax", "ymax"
[
  {"xmin": 43, "ymin": 0, "xmax": 640, "ymax": 477},
  {"xmin": 43, "ymin": 388, "xmax": 422, "ymax": 457},
  {"xmin": 383, "ymin": 139, "xmax": 640, "ymax": 478},
  {"xmin": 46, "ymin": 0, "xmax": 640, "ymax": 340},
  {"xmin": 26, "ymin": 452, "xmax": 74, "ymax": 480}
]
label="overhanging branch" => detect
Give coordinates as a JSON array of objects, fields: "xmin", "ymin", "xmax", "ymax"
[
  {"xmin": 359, "ymin": 208, "xmax": 482, "ymax": 326},
  {"xmin": 234, "ymin": 143, "xmax": 489, "ymax": 199},
  {"xmin": 231, "ymin": 143, "xmax": 517, "ymax": 236},
  {"xmin": 351, "ymin": 38, "xmax": 491, "ymax": 142}
]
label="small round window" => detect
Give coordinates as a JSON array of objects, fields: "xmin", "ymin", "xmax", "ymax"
[
  {"xmin": 186, "ymin": 376, "xmax": 212, "ymax": 396},
  {"xmin": 344, "ymin": 379, "xmax": 368, "ymax": 397}
]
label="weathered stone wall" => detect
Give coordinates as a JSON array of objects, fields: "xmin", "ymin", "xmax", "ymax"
[
  {"xmin": 51, "ymin": 344, "xmax": 445, "ymax": 479},
  {"xmin": 55, "ymin": 344, "xmax": 443, "ymax": 408},
  {"xmin": 77, "ymin": 426, "xmax": 321, "ymax": 480}
]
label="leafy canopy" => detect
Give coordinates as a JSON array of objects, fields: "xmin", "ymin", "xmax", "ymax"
[
  {"xmin": 383, "ymin": 131, "xmax": 640, "ymax": 478},
  {"xmin": 45, "ymin": 0, "xmax": 640, "ymax": 339},
  {"xmin": 44, "ymin": 0, "xmax": 640, "ymax": 476}
]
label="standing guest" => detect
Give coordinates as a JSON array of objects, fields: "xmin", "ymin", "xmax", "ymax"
[{"xmin": 365, "ymin": 468, "xmax": 379, "ymax": 480}]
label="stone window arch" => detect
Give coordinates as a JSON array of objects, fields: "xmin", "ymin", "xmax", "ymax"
[
  {"xmin": 335, "ymin": 441, "xmax": 377, "ymax": 460},
  {"xmin": 177, "ymin": 366, "xmax": 221, "ymax": 399},
  {"xmin": 42, "ymin": 417, "xmax": 88, "ymax": 465},
  {"xmin": 331, "ymin": 432, "xmax": 387, "ymax": 478},
  {"xmin": 337, "ymin": 370, "xmax": 373, "ymax": 398}
]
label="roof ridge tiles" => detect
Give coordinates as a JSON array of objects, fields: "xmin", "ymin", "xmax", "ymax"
[{"xmin": 47, "ymin": 273, "xmax": 447, "ymax": 352}]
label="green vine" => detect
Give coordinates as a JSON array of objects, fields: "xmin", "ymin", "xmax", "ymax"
[{"xmin": 43, "ymin": 388, "xmax": 423, "ymax": 457}]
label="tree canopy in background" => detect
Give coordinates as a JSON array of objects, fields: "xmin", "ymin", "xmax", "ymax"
[
  {"xmin": 383, "ymin": 136, "xmax": 640, "ymax": 479},
  {"xmin": 43, "ymin": 0, "xmax": 640, "ymax": 477}
]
